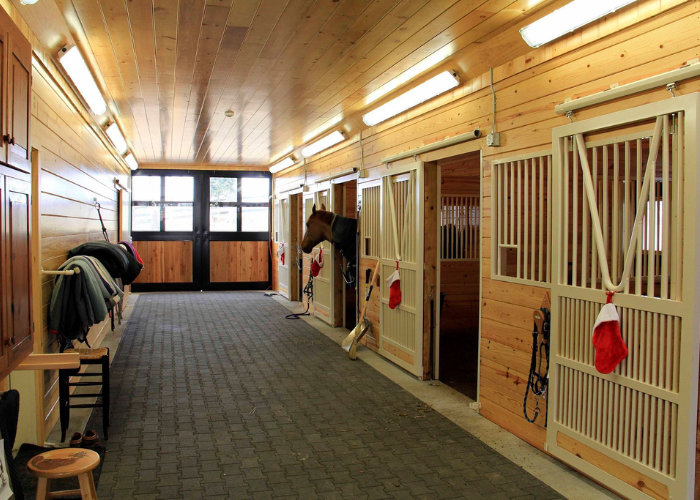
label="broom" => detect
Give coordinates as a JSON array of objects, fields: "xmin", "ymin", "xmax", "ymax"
[{"xmin": 342, "ymin": 260, "xmax": 380, "ymax": 360}]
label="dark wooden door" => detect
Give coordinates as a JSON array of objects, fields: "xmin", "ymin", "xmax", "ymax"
[
  {"xmin": 6, "ymin": 177, "xmax": 32, "ymax": 360},
  {"xmin": 7, "ymin": 28, "xmax": 30, "ymax": 173}
]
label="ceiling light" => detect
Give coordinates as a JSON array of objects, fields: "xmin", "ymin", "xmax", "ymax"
[
  {"xmin": 362, "ymin": 71, "xmax": 459, "ymax": 126},
  {"xmin": 366, "ymin": 46, "xmax": 452, "ymax": 105},
  {"xmin": 58, "ymin": 46, "xmax": 107, "ymax": 115},
  {"xmin": 302, "ymin": 131, "xmax": 345, "ymax": 158},
  {"xmin": 269, "ymin": 156, "xmax": 296, "ymax": 174},
  {"xmin": 20, "ymin": 0, "xmax": 40, "ymax": 4},
  {"xmin": 124, "ymin": 153, "xmax": 138, "ymax": 171},
  {"xmin": 520, "ymin": 0, "xmax": 638, "ymax": 48},
  {"xmin": 105, "ymin": 122, "xmax": 128, "ymax": 154}
]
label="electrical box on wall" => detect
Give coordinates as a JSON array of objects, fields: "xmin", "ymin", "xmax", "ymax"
[{"xmin": 486, "ymin": 132, "xmax": 501, "ymax": 147}]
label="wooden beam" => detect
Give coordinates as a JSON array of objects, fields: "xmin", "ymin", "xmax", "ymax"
[{"xmin": 422, "ymin": 161, "xmax": 438, "ymax": 379}]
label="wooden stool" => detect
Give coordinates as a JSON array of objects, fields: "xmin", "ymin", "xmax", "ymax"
[
  {"xmin": 59, "ymin": 347, "xmax": 110, "ymax": 442},
  {"xmin": 27, "ymin": 448, "xmax": 100, "ymax": 499}
]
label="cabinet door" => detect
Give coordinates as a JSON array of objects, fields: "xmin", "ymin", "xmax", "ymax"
[
  {"xmin": 0, "ymin": 25, "xmax": 7, "ymax": 165},
  {"xmin": 7, "ymin": 29, "xmax": 30, "ymax": 173},
  {"xmin": 0, "ymin": 174, "xmax": 7, "ymax": 373},
  {"xmin": 6, "ymin": 177, "xmax": 31, "ymax": 361}
]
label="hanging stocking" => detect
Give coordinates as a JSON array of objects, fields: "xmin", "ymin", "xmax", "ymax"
[
  {"xmin": 311, "ymin": 248, "xmax": 324, "ymax": 277},
  {"xmin": 386, "ymin": 262, "xmax": 402, "ymax": 309},
  {"xmin": 592, "ymin": 292, "xmax": 628, "ymax": 374},
  {"xmin": 277, "ymin": 244, "xmax": 285, "ymax": 265}
]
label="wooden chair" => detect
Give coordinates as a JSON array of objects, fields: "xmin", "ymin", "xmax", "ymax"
[
  {"xmin": 59, "ymin": 347, "xmax": 110, "ymax": 442},
  {"xmin": 27, "ymin": 448, "xmax": 100, "ymax": 499}
]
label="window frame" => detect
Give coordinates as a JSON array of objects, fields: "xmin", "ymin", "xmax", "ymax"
[{"xmin": 131, "ymin": 169, "xmax": 271, "ymax": 241}]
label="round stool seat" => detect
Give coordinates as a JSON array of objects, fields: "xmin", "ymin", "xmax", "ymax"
[{"xmin": 28, "ymin": 448, "xmax": 100, "ymax": 479}]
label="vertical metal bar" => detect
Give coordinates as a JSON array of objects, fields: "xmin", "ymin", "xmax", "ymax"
[
  {"xmin": 547, "ymin": 156, "xmax": 552, "ymax": 283},
  {"xmin": 612, "ymin": 143, "xmax": 620, "ymax": 283},
  {"xmin": 517, "ymin": 160, "xmax": 522, "ymax": 278},
  {"xmin": 582, "ymin": 148, "xmax": 589, "ymax": 288},
  {"xmin": 602, "ymin": 145, "xmax": 609, "ymax": 286},
  {"xmin": 636, "ymin": 139, "xmax": 643, "ymax": 296},
  {"xmin": 531, "ymin": 160, "xmax": 536, "ymax": 280},
  {"xmin": 624, "ymin": 141, "xmax": 631, "ymax": 294},
  {"xmin": 591, "ymin": 147, "xmax": 598, "ymax": 289},
  {"xmin": 539, "ymin": 157, "xmax": 544, "ymax": 281},
  {"xmin": 524, "ymin": 159, "xmax": 529, "ymax": 280},
  {"xmin": 563, "ymin": 139, "xmax": 570, "ymax": 284},
  {"xmin": 572, "ymin": 146, "xmax": 579, "ymax": 287},
  {"xmin": 661, "ymin": 115, "xmax": 670, "ymax": 299},
  {"xmin": 648, "ymin": 137, "xmax": 657, "ymax": 297},
  {"xmin": 673, "ymin": 112, "xmax": 684, "ymax": 299},
  {"xmin": 510, "ymin": 163, "xmax": 515, "ymax": 246}
]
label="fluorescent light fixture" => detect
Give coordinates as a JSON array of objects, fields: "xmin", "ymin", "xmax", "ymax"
[
  {"xmin": 362, "ymin": 71, "xmax": 459, "ymax": 126},
  {"xmin": 269, "ymin": 156, "xmax": 296, "ymax": 173},
  {"xmin": 124, "ymin": 153, "xmax": 138, "ymax": 170},
  {"xmin": 20, "ymin": 0, "xmax": 40, "ymax": 4},
  {"xmin": 366, "ymin": 46, "xmax": 452, "ymax": 105},
  {"xmin": 301, "ymin": 131, "xmax": 345, "ymax": 158},
  {"xmin": 105, "ymin": 122, "xmax": 128, "ymax": 154},
  {"xmin": 303, "ymin": 114, "xmax": 342, "ymax": 143},
  {"xmin": 58, "ymin": 46, "xmax": 107, "ymax": 115},
  {"xmin": 520, "ymin": 0, "xmax": 638, "ymax": 48}
]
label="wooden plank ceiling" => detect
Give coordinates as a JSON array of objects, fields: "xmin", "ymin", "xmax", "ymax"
[{"xmin": 59, "ymin": 0, "xmax": 556, "ymax": 165}]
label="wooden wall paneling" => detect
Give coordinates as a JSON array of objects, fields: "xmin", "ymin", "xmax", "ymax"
[
  {"xmin": 209, "ymin": 241, "xmax": 268, "ymax": 282},
  {"xmin": 358, "ymin": 256, "xmax": 379, "ymax": 351},
  {"xmin": 133, "ymin": 241, "xmax": 195, "ymax": 283}
]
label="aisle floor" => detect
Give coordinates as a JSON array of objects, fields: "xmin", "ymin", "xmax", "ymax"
[{"xmin": 96, "ymin": 292, "xmax": 564, "ymax": 499}]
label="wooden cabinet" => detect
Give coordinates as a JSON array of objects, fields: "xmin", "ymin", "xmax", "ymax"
[{"xmin": 0, "ymin": 7, "xmax": 30, "ymax": 173}]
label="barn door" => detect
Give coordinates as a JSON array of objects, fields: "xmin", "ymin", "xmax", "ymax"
[
  {"xmin": 548, "ymin": 95, "xmax": 700, "ymax": 500},
  {"xmin": 276, "ymin": 195, "xmax": 291, "ymax": 298},
  {"xmin": 305, "ymin": 188, "xmax": 335, "ymax": 325},
  {"xmin": 380, "ymin": 162, "xmax": 424, "ymax": 377}
]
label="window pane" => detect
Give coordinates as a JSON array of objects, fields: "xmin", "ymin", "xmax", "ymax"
[
  {"xmin": 210, "ymin": 207, "xmax": 238, "ymax": 232},
  {"xmin": 133, "ymin": 176, "xmax": 161, "ymax": 201},
  {"xmin": 132, "ymin": 206, "xmax": 160, "ymax": 231},
  {"xmin": 241, "ymin": 178, "xmax": 269, "ymax": 203},
  {"xmin": 165, "ymin": 176, "xmax": 194, "ymax": 201},
  {"xmin": 210, "ymin": 177, "xmax": 238, "ymax": 202},
  {"xmin": 241, "ymin": 206, "xmax": 268, "ymax": 232},
  {"xmin": 164, "ymin": 204, "xmax": 193, "ymax": 231}
]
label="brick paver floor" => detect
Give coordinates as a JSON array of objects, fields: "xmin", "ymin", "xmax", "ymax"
[{"xmin": 96, "ymin": 292, "xmax": 563, "ymax": 499}]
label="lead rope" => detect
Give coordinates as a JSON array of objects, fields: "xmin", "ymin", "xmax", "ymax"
[
  {"xmin": 524, "ymin": 307, "xmax": 550, "ymax": 424},
  {"xmin": 95, "ymin": 202, "xmax": 109, "ymax": 242},
  {"xmin": 286, "ymin": 265, "xmax": 314, "ymax": 320}
]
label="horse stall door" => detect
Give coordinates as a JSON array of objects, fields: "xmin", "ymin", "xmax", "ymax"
[
  {"xmin": 380, "ymin": 162, "xmax": 424, "ymax": 377},
  {"xmin": 358, "ymin": 179, "xmax": 382, "ymax": 352},
  {"xmin": 311, "ymin": 188, "xmax": 335, "ymax": 325},
  {"xmin": 276, "ymin": 196, "xmax": 291, "ymax": 298},
  {"xmin": 548, "ymin": 95, "xmax": 700, "ymax": 500}
]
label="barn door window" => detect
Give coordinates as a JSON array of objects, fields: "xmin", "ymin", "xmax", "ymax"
[
  {"xmin": 440, "ymin": 195, "xmax": 479, "ymax": 260},
  {"xmin": 359, "ymin": 183, "xmax": 380, "ymax": 258},
  {"xmin": 491, "ymin": 151, "xmax": 552, "ymax": 284}
]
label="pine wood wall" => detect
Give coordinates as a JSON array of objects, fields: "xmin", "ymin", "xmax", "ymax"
[{"xmin": 274, "ymin": 0, "xmax": 700, "ymax": 460}]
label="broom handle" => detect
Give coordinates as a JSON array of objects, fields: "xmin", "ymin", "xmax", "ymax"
[{"xmin": 358, "ymin": 261, "xmax": 381, "ymax": 323}]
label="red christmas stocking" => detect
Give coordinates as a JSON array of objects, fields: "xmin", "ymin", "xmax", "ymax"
[
  {"xmin": 592, "ymin": 292, "xmax": 628, "ymax": 374},
  {"xmin": 386, "ymin": 264, "xmax": 401, "ymax": 309},
  {"xmin": 311, "ymin": 248, "xmax": 323, "ymax": 277}
]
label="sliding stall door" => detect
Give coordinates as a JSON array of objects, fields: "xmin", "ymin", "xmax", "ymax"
[
  {"xmin": 276, "ymin": 195, "xmax": 291, "ymax": 298},
  {"xmin": 548, "ymin": 95, "xmax": 700, "ymax": 500},
  {"xmin": 311, "ymin": 188, "xmax": 335, "ymax": 325},
  {"xmin": 379, "ymin": 162, "xmax": 424, "ymax": 377}
]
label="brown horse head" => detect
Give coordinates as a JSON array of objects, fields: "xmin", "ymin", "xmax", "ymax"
[{"xmin": 301, "ymin": 204, "xmax": 333, "ymax": 253}]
